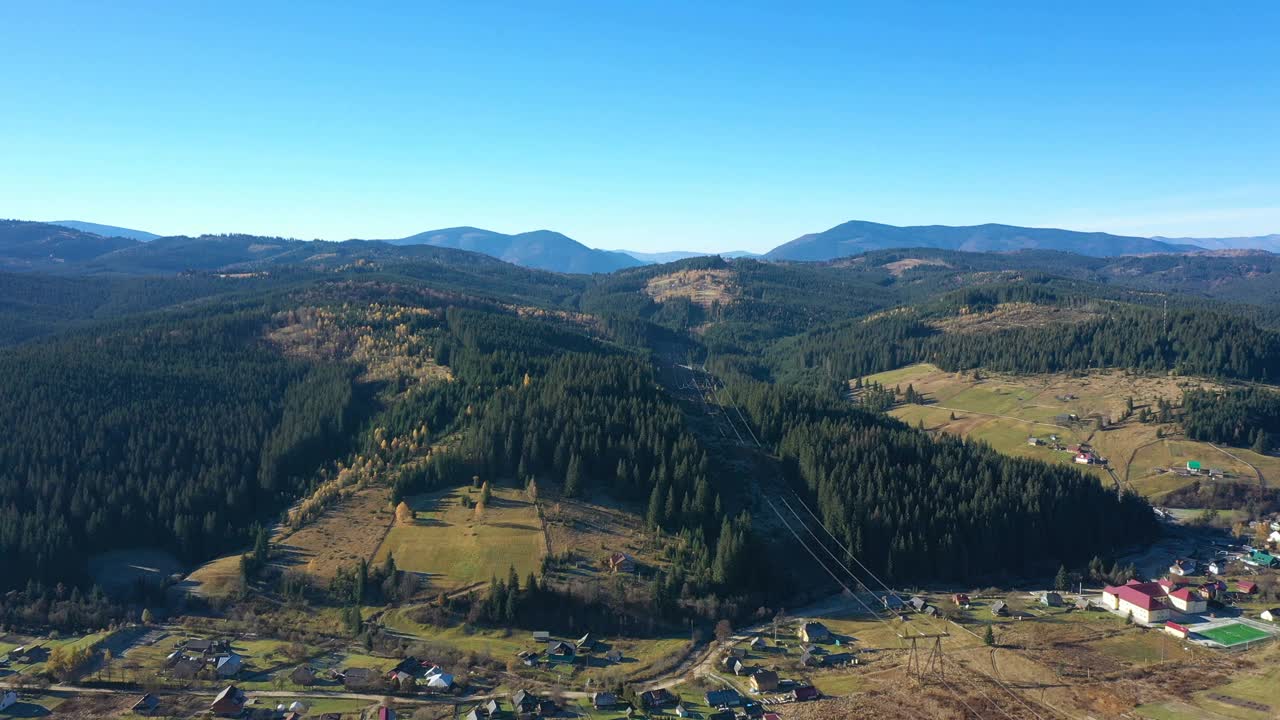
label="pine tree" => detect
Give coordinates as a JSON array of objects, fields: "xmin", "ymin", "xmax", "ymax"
[{"xmin": 983, "ymin": 624, "xmax": 995, "ymax": 647}]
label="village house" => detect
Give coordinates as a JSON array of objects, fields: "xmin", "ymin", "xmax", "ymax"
[
  {"xmin": 952, "ymin": 593, "xmax": 970, "ymax": 606},
  {"xmin": 990, "ymin": 600, "xmax": 1008, "ymax": 616},
  {"xmin": 749, "ymin": 635, "xmax": 766, "ymax": 650},
  {"xmin": 792, "ymin": 685, "xmax": 821, "ymax": 702},
  {"xmin": 1207, "ymin": 560, "xmax": 1224, "ymax": 575},
  {"xmin": 1102, "ymin": 580, "xmax": 1171, "ymax": 624},
  {"xmin": 604, "ymin": 552, "xmax": 636, "ymax": 574},
  {"xmin": 1247, "ymin": 550, "xmax": 1278, "ymax": 568},
  {"xmin": 1164, "ymin": 621, "xmax": 1190, "ymax": 639},
  {"xmin": 1167, "ymin": 586, "xmax": 1208, "ymax": 613},
  {"xmin": 1260, "ymin": 608, "xmax": 1279, "ymax": 622},
  {"xmin": 0, "ymin": 691, "xmax": 15, "ymax": 713},
  {"xmin": 290, "ymin": 665, "xmax": 316, "ymax": 686},
  {"xmin": 724, "ymin": 656, "xmax": 744, "ymax": 675},
  {"xmin": 530, "ymin": 631, "xmax": 550, "ymax": 643},
  {"xmin": 908, "ymin": 596, "xmax": 928, "ymax": 612},
  {"xmin": 1236, "ymin": 580, "xmax": 1259, "ymax": 595},
  {"xmin": 592, "ymin": 692, "xmax": 619, "ymax": 710},
  {"xmin": 576, "ymin": 633, "xmax": 596, "ymax": 652},
  {"xmin": 546, "ymin": 640, "xmax": 576, "ymax": 663},
  {"xmin": 641, "ymin": 688, "xmax": 676, "ymax": 709},
  {"xmin": 675, "ymin": 703, "xmax": 694, "ymax": 717},
  {"xmin": 1169, "ymin": 559, "xmax": 1195, "ymax": 576},
  {"xmin": 751, "ymin": 669, "xmax": 780, "ymax": 692},
  {"xmin": 215, "ymin": 651, "xmax": 243, "ymax": 678},
  {"xmin": 170, "ymin": 655, "xmax": 205, "ymax": 680},
  {"xmin": 131, "ymin": 693, "xmax": 160, "ymax": 716},
  {"xmin": 798, "ymin": 647, "xmax": 820, "ymax": 667},
  {"xmin": 605, "ymin": 648, "xmax": 622, "ymax": 663},
  {"xmin": 184, "ymin": 638, "xmax": 229, "ymax": 656},
  {"xmin": 798, "ymin": 621, "xmax": 831, "ymax": 643},
  {"xmin": 339, "ymin": 666, "xmax": 382, "ymax": 691},
  {"xmin": 1041, "ymin": 592, "xmax": 1063, "ymax": 607},
  {"xmin": 728, "ymin": 646, "xmax": 747, "ymax": 659},
  {"xmin": 209, "ymin": 685, "xmax": 246, "ymax": 717}
]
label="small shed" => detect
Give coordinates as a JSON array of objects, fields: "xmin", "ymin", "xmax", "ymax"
[
  {"xmin": 991, "ymin": 600, "xmax": 1008, "ymax": 617},
  {"xmin": 1041, "ymin": 592, "xmax": 1063, "ymax": 607}
]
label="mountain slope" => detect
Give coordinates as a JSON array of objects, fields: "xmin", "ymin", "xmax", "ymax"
[
  {"xmin": 620, "ymin": 249, "xmax": 761, "ymax": 263},
  {"xmin": 49, "ymin": 221, "xmax": 160, "ymax": 241},
  {"xmin": 390, "ymin": 227, "xmax": 641, "ymax": 273},
  {"xmin": 766, "ymin": 220, "xmax": 1201, "ymax": 260},
  {"xmin": 0, "ymin": 220, "xmax": 142, "ymax": 270},
  {"xmin": 1155, "ymin": 234, "xmax": 1280, "ymax": 252}
]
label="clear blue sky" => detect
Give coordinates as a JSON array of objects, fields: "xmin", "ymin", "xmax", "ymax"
[{"xmin": 2, "ymin": 1, "xmax": 1277, "ymax": 252}]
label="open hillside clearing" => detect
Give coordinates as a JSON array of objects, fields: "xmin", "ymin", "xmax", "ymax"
[
  {"xmin": 373, "ymin": 484, "xmax": 547, "ymax": 592},
  {"xmin": 861, "ymin": 363, "xmax": 1280, "ymax": 504}
]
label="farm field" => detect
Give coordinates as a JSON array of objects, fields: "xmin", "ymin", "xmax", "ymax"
[
  {"xmin": 861, "ymin": 364, "xmax": 1275, "ymax": 502},
  {"xmin": 374, "ymin": 484, "xmax": 546, "ymax": 593},
  {"xmin": 274, "ymin": 484, "xmax": 395, "ymax": 580}
]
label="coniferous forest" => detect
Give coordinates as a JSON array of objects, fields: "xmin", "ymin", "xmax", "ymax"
[{"xmin": 1, "ymin": 239, "xmax": 1269, "ymax": 606}]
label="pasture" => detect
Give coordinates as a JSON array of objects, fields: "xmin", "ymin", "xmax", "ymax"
[
  {"xmin": 373, "ymin": 484, "xmax": 546, "ymax": 592},
  {"xmin": 861, "ymin": 364, "xmax": 1270, "ymax": 502}
]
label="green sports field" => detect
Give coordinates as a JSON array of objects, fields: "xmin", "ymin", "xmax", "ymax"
[{"xmin": 1197, "ymin": 623, "xmax": 1272, "ymax": 647}]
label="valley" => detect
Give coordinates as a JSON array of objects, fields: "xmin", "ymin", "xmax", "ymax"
[{"xmin": 1, "ymin": 228, "xmax": 1279, "ymax": 719}]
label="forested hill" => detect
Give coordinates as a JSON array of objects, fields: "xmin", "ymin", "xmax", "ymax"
[{"xmin": 7, "ymin": 238, "xmax": 1260, "ymax": 597}]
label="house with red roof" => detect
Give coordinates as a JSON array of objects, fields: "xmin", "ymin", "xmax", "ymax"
[
  {"xmin": 1237, "ymin": 580, "xmax": 1259, "ymax": 595},
  {"xmin": 1164, "ymin": 621, "xmax": 1190, "ymax": 639},
  {"xmin": 1167, "ymin": 586, "xmax": 1208, "ymax": 613},
  {"xmin": 1101, "ymin": 580, "xmax": 1170, "ymax": 624}
]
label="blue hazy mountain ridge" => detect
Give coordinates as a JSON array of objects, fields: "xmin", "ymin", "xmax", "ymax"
[
  {"xmin": 387, "ymin": 226, "xmax": 643, "ymax": 274},
  {"xmin": 765, "ymin": 220, "xmax": 1205, "ymax": 260},
  {"xmin": 619, "ymin": 249, "xmax": 762, "ymax": 263},
  {"xmin": 48, "ymin": 221, "xmax": 160, "ymax": 242}
]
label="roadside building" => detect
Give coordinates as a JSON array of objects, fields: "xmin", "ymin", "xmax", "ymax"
[
  {"xmin": 340, "ymin": 667, "xmax": 381, "ymax": 691},
  {"xmin": 290, "ymin": 665, "xmax": 316, "ymax": 686},
  {"xmin": 1237, "ymin": 580, "xmax": 1259, "ymax": 595},
  {"xmin": 990, "ymin": 600, "xmax": 1008, "ymax": 616},
  {"xmin": 1164, "ymin": 621, "xmax": 1190, "ymax": 639},
  {"xmin": 209, "ymin": 685, "xmax": 246, "ymax": 716},
  {"xmin": 592, "ymin": 692, "xmax": 619, "ymax": 710}
]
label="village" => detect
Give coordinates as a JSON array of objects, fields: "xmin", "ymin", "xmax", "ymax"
[{"xmin": 3, "ymin": 505, "xmax": 1279, "ymax": 720}]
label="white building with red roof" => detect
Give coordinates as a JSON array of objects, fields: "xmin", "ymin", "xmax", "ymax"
[
  {"xmin": 1102, "ymin": 580, "xmax": 1171, "ymax": 624},
  {"xmin": 1167, "ymin": 586, "xmax": 1208, "ymax": 613}
]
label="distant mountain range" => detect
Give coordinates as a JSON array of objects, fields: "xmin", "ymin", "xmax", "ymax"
[
  {"xmin": 765, "ymin": 220, "xmax": 1203, "ymax": 260},
  {"xmin": 6, "ymin": 217, "xmax": 1279, "ymax": 275},
  {"xmin": 1153, "ymin": 234, "xmax": 1280, "ymax": 253},
  {"xmin": 48, "ymin": 221, "xmax": 160, "ymax": 242},
  {"xmin": 384, "ymin": 226, "xmax": 641, "ymax": 274},
  {"xmin": 618, "ymin": 249, "xmax": 761, "ymax": 263}
]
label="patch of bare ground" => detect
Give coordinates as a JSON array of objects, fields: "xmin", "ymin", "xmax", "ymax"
[
  {"xmin": 930, "ymin": 302, "xmax": 1101, "ymax": 335},
  {"xmin": 883, "ymin": 257, "xmax": 952, "ymax": 276},
  {"xmin": 272, "ymin": 484, "xmax": 393, "ymax": 579},
  {"xmin": 643, "ymin": 268, "xmax": 739, "ymax": 309}
]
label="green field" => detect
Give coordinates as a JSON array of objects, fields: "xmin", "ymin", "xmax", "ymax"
[
  {"xmin": 374, "ymin": 484, "xmax": 546, "ymax": 591},
  {"xmin": 1198, "ymin": 623, "xmax": 1273, "ymax": 648},
  {"xmin": 861, "ymin": 363, "xmax": 1277, "ymax": 499}
]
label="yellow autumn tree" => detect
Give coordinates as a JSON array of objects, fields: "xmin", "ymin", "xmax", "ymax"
[{"xmin": 395, "ymin": 501, "xmax": 415, "ymax": 525}]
